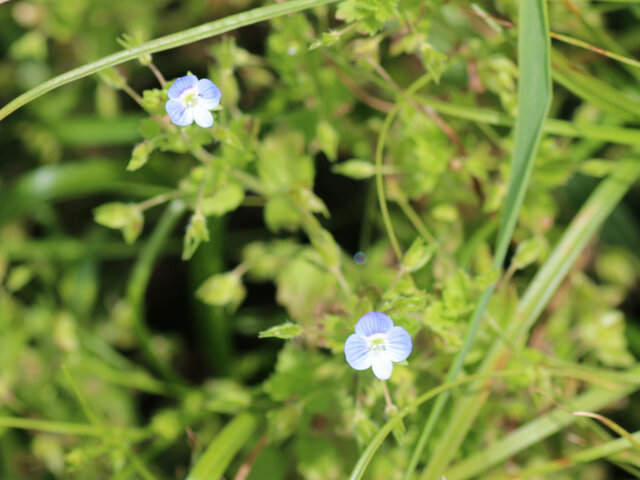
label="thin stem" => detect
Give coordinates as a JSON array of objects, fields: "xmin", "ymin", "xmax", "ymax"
[
  {"xmin": 148, "ymin": 61, "xmax": 167, "ymax": 87},
  {"xmin": 137, "ymin": 190, "xmax": 185, "ymax": 212},
  {"xmin": 127, "ymin": 200, "xmax": 187, "ymax": 383},
  {"xmin": 381, "ymin": 381, "xmax": 394, "ymax": 411},
  {"xmin": 374, "ymin": 72, "xmax": 435, "ymax": 263},
  {"xmin": 390, "ymin": 180, "xmax": 437, "ymax": 244},
  {"xmin": 375, "ymin": 109, "xmax": 403, "ymax": 262},
  {"xmin": 0, "ymin": 416, "xmax": 146, "ymax": 439},
  {"xmin": 122, "ymin": 84, "xmax": 144, "ymax": 106},
  {"xmin": 233, "ymin": 435, "xmax": 269, "ymax": 480},
  {"xmin": 332, "ymin": 265, "xmax": 354, "ymax": 299}
]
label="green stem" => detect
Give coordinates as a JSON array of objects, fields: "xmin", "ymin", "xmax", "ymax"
[
  {"xmin": 127, "ymin": 200, "xmax": 186, "ymax": 383},
  {"xmin": 374, "ymin": 73, "xmax": 435, "ymax": 263},
  {"xmin": 0, "ymin": 417, "xmax": 146, "ymax": 439},
  {"xmin": 0, "ymin": 0, "xmax": 339, "ymax": 121}
]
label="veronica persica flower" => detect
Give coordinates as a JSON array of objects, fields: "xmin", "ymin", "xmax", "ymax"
[
  {"xmin": 344, "ymin": 312, "xmax": 412, "ymax": 380},
  {"xmin": 165, "ymin": 74, "xmax": 221, "ymax": 128}
]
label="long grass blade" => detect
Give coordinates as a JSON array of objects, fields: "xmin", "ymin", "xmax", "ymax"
[
  {"xmin": 186, "ymin": 413, "xmax": 257, "ymax": 480},
  {"xmin": 426, "ymin": 157, "xmax": 640, "ymax": 479},
  {"xmin": 407, "ymin": 2, "xmax": 552, "ymax": 479},
  {"xmin": 447, "ymin": 371, "xmax": 640, "ymax": 479},
  {"xmin": 0, "ymin": 0, "xmax": 338, "ymax": 121}
]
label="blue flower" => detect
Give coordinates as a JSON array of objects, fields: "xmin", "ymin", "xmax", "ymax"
[
  {"xmin": 344, "ymin": 312, "xmax": 412, "ymax": 380},
  {"xmin": 165, "ymin": 74, "xmax": 221, "ymax": 128}
]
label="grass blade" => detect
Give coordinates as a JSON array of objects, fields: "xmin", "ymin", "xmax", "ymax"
[
  {"xmin": 186, "ymin": 413, "xmax": 257, "ymax": 480},
  {"xmin": 415, "ymin": 97, "xmax": 640, "ymax": 147},
  {"xmin": 407, "ymin": 2, "xmax": 552, "ymax": 479},
  {"xmin": 426, "ymin": 157, "xmax": 640, "ymax": 479},
  {"xmin": 0, "ymin": 0, "xmax": 339, "ymax": 121},
  {"xmin": 447, "ymin": 372, "xmax": 640, "ymax": 479},
  {"xmin": 509, "ymin": 431, "xmax": 640, "ymax": 478}
]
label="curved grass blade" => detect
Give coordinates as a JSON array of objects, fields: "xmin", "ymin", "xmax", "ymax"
[
  {"xmin": 127, "ymin": 200, "xmax": 186, "ymax": 384},
  {"xmin": 508, "ymin": 430, "xmax": 640, "ymax": 478},
  {"xmin": 0, "ymin": 0, "xmax": 338, "ymax": 121},
  {"xmin": 406, "ymin": 2, "xmax": 552, "ymax": 479},
  {"xmin": 186, "ymin": 413, "xmax": 257, "ymax": 480},
  {"xmin": 447, "ymin": 371, "xmax": 640, "ymax": 479},
  {"xmin": 422, "ymin": 157, "xmax": 640, "ymax": 479},
  {"xmin": 348, "ymin": 370, "xmax": 528, "ymax": 480},
  {"xmin": 552, "ymin": 50, "xmax": 640, "ymax": 121},
  {"xmin": 0, "ymin": 159, "xmax": 170, "ymax": 226}
]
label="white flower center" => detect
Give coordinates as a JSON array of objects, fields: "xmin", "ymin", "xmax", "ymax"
[
  {"xmin": 367, "ymin": 333, "xmax": 388, "ymax": 354},
  {"xmin": 180, "ymin": 87, "xmax": 200, "ymax": 108}
]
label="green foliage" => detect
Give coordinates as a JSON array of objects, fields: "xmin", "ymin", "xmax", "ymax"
[
  {"xmin": 93, "ymin": 202, "xmax": 144, "ymax": 244},
  {"xmin": 1, "ymin": 0, "xmax": 640, "ymax": 479}
]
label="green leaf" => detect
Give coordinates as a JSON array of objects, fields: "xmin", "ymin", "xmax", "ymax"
[
  {"xmin": 117, "ymin": 32, "xmax": 152, "ymax": 66},
  {"xmin": 182, "ymin": 211, "xmax": 210, "ymax": 260},
  {"xmin": 258, "ymin": 322, "xmax": 302, "ymax": 339},
  {"xmin": 306, "ymin": 223, "xmax": 341, "ymax": 270},
  {"xmin": 308, "ymin": 30, "xmax": 342, "ymax": 50},
  {"xmin": 264, "ymin": 194, "xmax": 303, "ymax": 232},
  {"xmin": 97, "ymin": 68, "xmax": 126, "ymax": 90},
  {"xmin": 93, "ymin": 202, "xmax": 144, "ymax": 244},
  {"xmin": 332, "ymin": 159, "xmax": 376, "ymax": 179},
  {"xmin": 212, "ymin": 126, "xmax": 244, "ymax": 150},
  {"xmin": 127, "ymin": 140, "xmax": 155, "ymax": 171},
  {"xmin": 186, "ymin": 413, "xmax": 257, "ymax": 480},
  {"xmin": 138, "ymin": 118, "xmax": 162, "ymax": 139},
  {"xmin": 316, "ymin": 121, "xmax": 339, "ymax": 161},
  {"xmin": 402, "ymin": 238, "xmax": 435, "ymax": 273},
  {"xmin": 196, "ymin": 272, "xmax": 246, "ymax": 310},
  {"xmin": 140, "ymin": 89, "xmax": 166, "ymax": 116},
  {"xmin": 511, "ymin": 236, "xmax": 547, "ymax": 270},
  {"xmin": 200, "ymin": 181, "xmax": 245, "ymax": 217},
  {"xmin": 6, "ymin": 264, "xmax": 34, "ymax": 292},
  {"xmin": 336, "ymin": 0, "xmax": 399, "ymax": 35}
]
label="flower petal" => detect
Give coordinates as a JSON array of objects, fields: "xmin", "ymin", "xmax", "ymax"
[
  {"xmin": 168, "ymin": 74, "xmax": 198, "ymax": 99},
  {"xmin": 344, "ymin": 334, "xmax": 372, "ymax": 370},
  {"xmin": 165, "ymin": 100, "xmax": 193, "ymax": 126},
  {"xmin": 355, "ymin": 312, "xmax": 393, "ymax": 337},
  {"xmin": 192, "ymin": 105, "xmax": 214, "ymax": 128},
  {"xmin": 197, "ymin": 79, "xmax": 221, "ymax": 109},
  {"xmin": 371, "ymin": 355, "xmax": 393, "ymax": 380},
  {"xmin": 386, "ymin": 326, "xmax": 412, "ymax": 362}
]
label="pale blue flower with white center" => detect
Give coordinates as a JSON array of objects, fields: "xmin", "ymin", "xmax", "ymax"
[
  {"xmin": 165, "ymin": 74, "xmax": 221, "ymax": 128},
  {"xmin": 344, "ymin": 312, "xmax": 412, "ymax": 380}
]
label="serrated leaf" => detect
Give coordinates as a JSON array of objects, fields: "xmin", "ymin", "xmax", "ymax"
[
  {"xmin": 200, "ymin": 181, "xmax": 245, "ymax": 217},
  {"xmin": 258, "ymin": 322, "xmax": 302, "ymax": 339},
  {"xmin": 309, "ymin": 30, "xmax": 342, "ymax": 50},
  {"xmin": 141, "ymin": 88, "xmax": 166, "ymax": 116}
]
